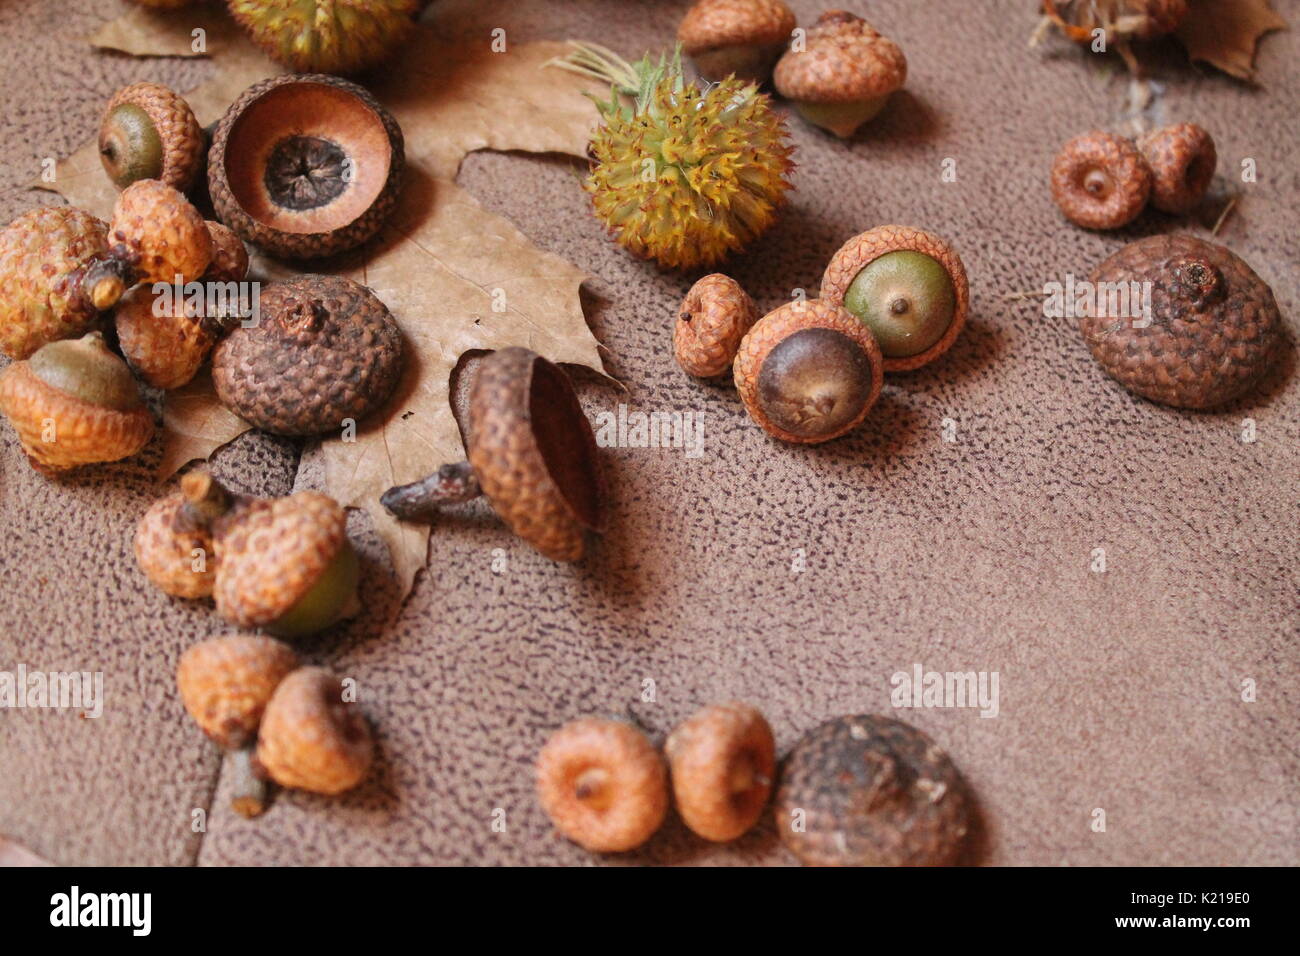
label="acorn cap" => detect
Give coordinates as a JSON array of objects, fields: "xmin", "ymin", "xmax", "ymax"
[
  {"xmin": 202, "ymin": 220, "xmax": 250, "ymax": 284},
  {"xmin": 679, "ymin": 0, "xmax": 795, "ymax": 54},
  {"xmin": 0, "ymin": 332, "xmax": 153, "ymax": 472},
  {"xmin": 134, "ymin": 489, "xmax": 217, "ymax": 599},
  {"xmin": 255, "ymin": 667, "xmax": 373, "ymax": 796},
  {"xmin": 211, "ymin": 274, "xmax": 402, "ymax": 436},
  {"xmin": 467, "ymin": 347, "xmax": 604, "ymax": 561},
  {"xmin": 820, "ymin": 225, "xmax": 969, "ymax": 372},
  {"xmin": 733, "ymin": 298, "xmax": 883, "ymax": 444},
  {"xmin": 774, "ymin": 10, "xmax": 906, "ymax": 104},
  {"xmin": 177, "ymin": 634, "xmax": 301, "ymax": 750},
  {"xmin": 208, "ymin": 74, "xmax": 405, "ymax": 260},
  {"xmin": 1136, "ymin": 123, "xmax": 1216, "ymax": 216},
  {"xmin": 0, "ymin": 207, "xmax": 109, "ymax": 360},
  {"xmin": 674, "ymin": 273, "xmax": 760, "ymax": 378},
  {"xmin": 115, "ymin": 285, "xmax": 215, "ymax": 390},
  {"xmin": 536, "ymin": 716, "xmax": 669, "ymax": 853},
  {"xmin": 211, "ymin": 490, "xmax": 352, "ymax": 631},
  {"xmin": 776, "ymin": 714, "xmax": 971, "ymax": 866},
  {"xmin": 665, "ymin": 701, "xmax": 776, "ymax": 842},
  {"xmin": 99, "ymin": 82, "xmax": 205, "ymax": 193},
  {"xmin": 1079, "ymin": 234, "xmax": 1281, "ymax": 409},
  {"xmin": 1050, "ymin": 131, "xmax": 1152, "ymax": 231}
]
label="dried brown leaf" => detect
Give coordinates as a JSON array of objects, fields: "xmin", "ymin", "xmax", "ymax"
[
  {"xmin": 1175, "ymin": 0, "xmax": 1287, "ymax": 81},
  {"xmin": 89, "ymin": 4, "xmax": 239, "ymax": 58},
  {"xmin": 157, "ymin": 370, "xmax": 251, "ymax": 480}
]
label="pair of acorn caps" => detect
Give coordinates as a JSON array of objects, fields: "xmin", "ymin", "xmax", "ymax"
[
  {"xmin": 538, "ymin": 709, "xmax": 971, "ymax": 866},
  {"xmin": 679, "ymin": 3, "xmax": 908, "ymax": 139},
  {"xmin": 675, "ymin": 224, "xmax": 969, "ymax": 443}
]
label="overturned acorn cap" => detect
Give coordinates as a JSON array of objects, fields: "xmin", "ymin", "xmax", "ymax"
[
  {"xmin": 99, "ymin": 82, "xmax": 205, "ymax": 193},
  {"xmin": 211, "ymin": 274, "xmax": 402, "ymax": 436},
  {"xmin": 381, "ymin": 348, "xmax": 604, "ymax": 562},
  {"xmin": 678, "ymin": 0, "xmax": 797, "ymax": 84},
  {"xmin": 208, "ymin": 74, "xmax": 404, "ymax": 260}
]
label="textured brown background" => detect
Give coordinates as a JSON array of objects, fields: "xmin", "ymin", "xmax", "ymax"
[{"xmin": 1, "ymin": 0, "xmax": 1296, "ymax": 866}]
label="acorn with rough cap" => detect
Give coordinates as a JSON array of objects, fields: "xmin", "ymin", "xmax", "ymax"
[
  {"xmin": 211, "ymin": 274, "xmax": 402, "ymax": 435},
  {"xmin": 99, "ymin": 82, "xmax": 205, "ymax": 193},
  {"xmin": 776, "ymin": 715, "xmax": 971, "ymax": 866},
  {"xmin": 675, "ymin": 274, "xmax": 760, "ymax": 378},
  {"xmin": 536, "ymin": 716, "xmax": 668, "ymax": 853},
  {"xmin": 678, "ymin": 0, "xmax": 796, "ymax": 85},
  {"xmin": 1137, "ymin": 123, "xmax": 1216, "ymax": 215},
  {"xmin": 0, "ymin": 207, "xmax": 109, "ymax": 360},
  {"xmin": 114, "ymin": 284, "xmax": 215, "ymax": 390},
  {"xmin": 178, "ymin": 634, "xmax": 301, "ymax": 816},
  {"xmin": 134, "ymin": 484, "xmax": 226, "ymax": 599},
  {"xmin": 208, "ymin": 74, "xmax": 405, "ymax": 260},
  {"xmin": 1079, "ymin": 234, "xmax": 1281, "ymax": 409},
  {"xmin": 256, "ymin": 667, "xmax": 374, "ymax": 796},
  {"xmin": 0, "ymin": 332, "xmax": 153, "ymax": 473},
  {"xmin": 202, "ymin": 220, "xmax": 250, "ymax": 285},
  {"xmin": 733, "ymin": 299, "xmax": 883, "ymax": 444},
  {"xmin": 381, "ymin": 348, "xmax": 604, "ymax": 562},
  {"xmin": 774, "ymin": 10, "xmax": 907, "ymax": 138},
  {"xmin": 665, "ymin": 702, "xmax": 775, "ymax": 842},
  {"xmin": 820, "ymin": 225, "xmax": 970, "ymax": 371},
  {"xmin": 1051, "ymin": 131, "xmax": 1152, "ymax": 230}
]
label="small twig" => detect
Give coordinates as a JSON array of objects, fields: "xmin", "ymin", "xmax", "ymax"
[
  {"xmin": 1212, "ymin": 196, "xmax": 1238, "ymax": 236},
  {"xmin": 1002, "ymin": 290, "xmax": 1049, "ymax": 301}
]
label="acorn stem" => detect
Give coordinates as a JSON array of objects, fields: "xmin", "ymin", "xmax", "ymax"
[
  {"xmin": 82, "ymin": 256, "xmax": 137, "ymax": 311},
  {"xmin": 180, "ymin": 470, "xmax": 234, "ymax": 527},
  {"xmin": 228, "ymin": 745, "xmax": 269, "ymax": 819},
  {"xmin": 380, "ymin": 462, "xmax": 482, "ymax": 521}
]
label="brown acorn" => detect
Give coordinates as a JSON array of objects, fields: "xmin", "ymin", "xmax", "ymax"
[
  {"xmin": 1079, "ymin": 234, "xmax": 1282, "ymax": 409},
  {"xmin": 211, "ymin": 274, "xmax": 401, "ymax": 436},
  {"xmin": 202, "ymin": 221, "xmax": 250, "ymax": 284},
  {"xmin": 1136, "ymin": 123, "xmax": 1216, "ymax": 215},
  {"xmin": 776, "ymin": 715, "xmax": 971, "ymax": 867},
  {"xmin": 820, "ymin": 225, "xmax": 969, "ymax": 372},
  {"xmin": 674, "ymin": 273, "xmax": 759, "ymax": 378},
  {"xmin": 536, "ymin": 717, "xmax": 668, "ymax": 853},
  {"xmin": 1050, "ymin": 131, "xmax": 1152, "ymax": 230},
  {"xmin": 733, "ymin": 299, "xmax": 883, "ymax": 444},
  {"xmin": 381, "ymin": 348, "xmax": 604, "ymax": 562},
  {"xmin": 256, "ymin": 667, "xmax": 374, "ymax": 796},
  {"xmin": 134, "ymin": 484, "xmax": 224, "ymax": 599},
  {"xmin": 99, "ymin": 82, "xmax": 205, "ymax": 193},
  {"xmin": 0, "ymin": 332, "xmax": 153, "ymax": 473},
  {"xmin": 114, "ymin": 285, "xmax": 215, "ymax": 390},
  {"xmin": 0, "ymin": 206, "xmax": 109, "ymax": 360},
  {"xmin": 208, "ymin": 74, "xmax": 405, "ymax": 260},
  {"xmin": 678, "ymin": 0, "xmax": 796, "ymax": 85},
  {"xmin": 665, "ymin": 702, "xmax": 776, "ymax": 842},
  {"xmin": 774, "ymin": 10, "xmax": 907, "ymax": 138}
]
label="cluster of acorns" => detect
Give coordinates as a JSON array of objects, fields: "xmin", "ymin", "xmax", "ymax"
[
  {"xmin": 537, "ymin": 708, "xmax": 971, "ymax": 866},
  {"xmin": 674, "ymin": 225, "xmax": 969, "ymax": 443}
]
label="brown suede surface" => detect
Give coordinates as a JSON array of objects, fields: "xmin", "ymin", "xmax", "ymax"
[{"xmin": 1, "ymin": 0, "xmax": 1296, "ymax": 866}]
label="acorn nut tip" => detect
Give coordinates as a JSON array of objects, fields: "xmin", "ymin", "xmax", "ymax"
[
  {"xmin": 665, "ymin": 702, "xmax": 776, "ymax": 842},
  {"xmin": 678, "ymin": 0, "xmax": 797, "ymax": 85},
  {"xmin": 674, "ymin": 273, "xmax": 759, "ymax": 378}
]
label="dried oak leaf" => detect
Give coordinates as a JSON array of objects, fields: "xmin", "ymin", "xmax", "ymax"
[{"xmin": 1175, "ymin": 0, "xmax": 1286, "ymax": 81}]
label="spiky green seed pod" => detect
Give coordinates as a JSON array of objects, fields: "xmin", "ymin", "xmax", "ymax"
[
  {"xmin": 560, "ymin": 45, "xmax": 794, "ymax": 270},
  {"xmin": 228, "ymin": 0, "xmax": 418, "ymax": 75}
]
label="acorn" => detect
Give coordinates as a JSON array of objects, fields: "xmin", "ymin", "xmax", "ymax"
[
  {"xmin": 674, "ymin": 273, "xmax": 759, "ymax": 378},
  {"xmin": 177, "ymin": 633, "xmax": 301, "ymax": 817},
  {"xmin": 202, "ymin": 220, "xmax": 250, "ymax": 284},
  {"xmin": 114, "ymin": 284, "xmax": 215, "ymax": 390},
  {"xmin": 208, "ymin": 74, "xmax": 405, "ymax": 260},
  {"xmin": 1136, "ymin": 123, "xmax": 1216, "ymax": 216},
  {"xmin": 536, "ymin": 716, "xmax": 669, "ymax": 853},
  {"xmin": 134, "ymin": 482, "xmax": 227, "ymax": 599},
  {"xmin": 1078, "ymin": 234, "xmax": 1282, "ymax": 409},
  {"xmin": 0, "ymin": 332, "xmax": 153, "ymax": 473},
  {"xmin": 381, "ymin": 348, "xmax": 604, "ymax": 562},
  {"xmin": 1051, "ymin": 131, "xmax": 1152, "ymax": 230},
  {"xmin": 256, "ymin": 667, "xmax": 374, "ymax": 796},
  {"xmin": 211, "ymin": 274, "xmax": 402, "ymax": 436},
  {"xmin": 82, "ymin": 180, "xmax": 213, "ymax": 312},
  {"xmin": 665, "ymin": 702, "xmax": 775, "ymax": 842},
  {"xmin": 678, "ymin": 0, "xmax": 796, "ymax": 85},
  {"xmin": 820, "ymin": 225, "xmax": 970, "ymax": 371},
  {"xmin": 776, "ymin": 715, "xmax": 971, "ymax": 867},
  {"xmin": 98, "ymin": 82, "xmax": 205, "ymax": 193},
  {"xmin": 0, "ymin": 207, "xmax": 109, "ymax": 360},
  {"xmin": 773, "ymin": 10, "xmax": 907, "ymax": 138},
  {"xmin": 733, "ymin": 299, "xmax": 883, "ymax": 444}
]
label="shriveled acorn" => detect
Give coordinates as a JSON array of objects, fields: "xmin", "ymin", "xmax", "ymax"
[
  {"xmin": 256, "ymin": 667, "xmax": 374, "ymax": 796},
  {"xmin": 114, "ymin": 284, "xmax": 215, "ymax": 390},
  {"xmin": 0, "ymin": 207, "xmax": 109, "ymax": 360},
  {"xmin": 674, "ymin": 273, "xmax": 759, "ymax": 378},
  {"xmin": 99, "ymin": 82, "xmax": 205, "ymax": 193},
  {"xmin": 774, "ymin": 10, "xmax": 907, "ymax": 138},
  {"xmin": 733, "ymin": 299, "xmax": 883, "ymax": 444},
  {"xmin": 1079, "ymin": 234, "xmax": 1281, "ymax": 409},
  {"xmin": 678, "ymin": 0, "xmax": 797, "ymax": 85},
  {"xmin": 211, "ymin": 274, "xmax": 402, "ymax": 435},
  {"xmin": 0, "ymin": 332, "xmax": 153, "ymax": 473},
  {"xmin": 134, "ymin": 483, "xmax": 226, "ymax": 599},
  {"xmin": 381, "ymin": 348, "xmax": 604, "ymax": 562},
  {"xmin": 820, "ymin": 225, "xmax": 969, "ymax": 371},
  {"xmin": 776, "ymin": 714, "xmax": 971, "ymax": 866},
  {"xmin": 208, "ymin": 73, "xmax": 405, "ymax": 259}
]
